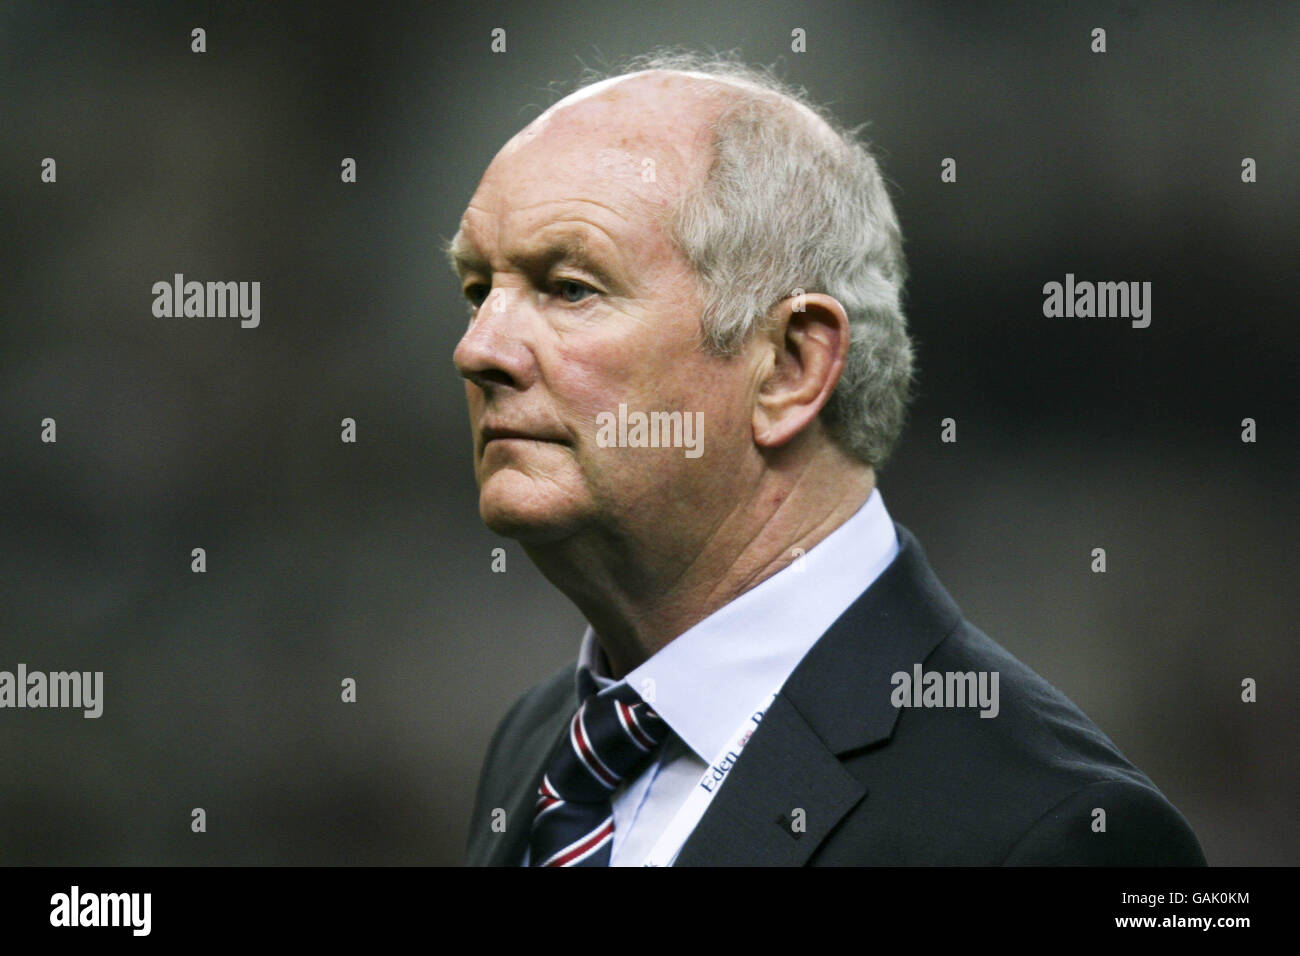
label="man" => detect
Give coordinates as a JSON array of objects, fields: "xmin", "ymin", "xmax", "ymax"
[{"xmin": 448, "ymin": 51, "xmax": 1205, "ymax": 866}]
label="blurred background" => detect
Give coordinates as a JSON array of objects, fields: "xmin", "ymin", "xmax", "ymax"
[{"xmin": 1, "ymin": 0, "xmax": 1295, "ymax": 865}]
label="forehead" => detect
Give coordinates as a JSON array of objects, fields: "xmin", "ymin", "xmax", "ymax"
[{"xmin": 452, "ymin": 82, "xmax": 716, "ymax": 270}]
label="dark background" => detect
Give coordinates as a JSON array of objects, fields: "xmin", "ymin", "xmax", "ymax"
[{"xmin": 1, "ymin": 0, "xmax": 1295, "ymax": 865}]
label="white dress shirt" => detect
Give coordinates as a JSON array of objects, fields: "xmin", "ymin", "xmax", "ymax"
[{"xmin": 522, "ymin": 487, "xmax": 899, "ymax": 866}]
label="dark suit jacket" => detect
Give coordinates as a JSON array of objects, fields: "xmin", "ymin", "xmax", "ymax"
[{"xmin": 465, "ymin": 522, "xmax": 1206, "ymax": 865}]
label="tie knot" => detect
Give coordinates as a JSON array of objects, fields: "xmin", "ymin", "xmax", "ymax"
[
  {"xmin": 564, "ymin": 686, "xmax": 668, "ymax": 795},
  {"xmin": 536, "ymin": 686, "xmax": 668, "ymax": 810},
  {"xmin": 529, "ymin": 684, "xmax": 671, "ymax": 866}
]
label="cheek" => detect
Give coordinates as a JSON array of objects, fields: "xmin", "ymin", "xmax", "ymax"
[
  {"xmin": 547, "ymin": 339, "xmax": 644, "ymax": 427},
  {"xmin": 669, "ymin": 353, "xmax": 751, "ymax": 426}
]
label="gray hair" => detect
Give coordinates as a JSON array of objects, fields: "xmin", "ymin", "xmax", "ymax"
[{"xmin": 569, "ymin": 50, "xmax": 915, "ymax": 470}]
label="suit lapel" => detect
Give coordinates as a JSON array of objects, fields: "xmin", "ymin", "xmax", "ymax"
[
  {"xmin": 672, "ymin": 694, "xmax": 867, "ymax": 865},
  {"xmin": 674, "ymin": 522, "xmax": 962, "ymax": 865},
  {"xmin": 479, "ymin": 694, "xmax": 573, "ymax": 866}
]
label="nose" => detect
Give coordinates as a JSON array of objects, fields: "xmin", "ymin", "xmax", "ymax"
[{"xmin": 452, "ymin": 288, "xmax": 535, "ymax": 392}]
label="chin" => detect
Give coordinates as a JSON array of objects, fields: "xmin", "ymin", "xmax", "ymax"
[{"xmin": 477, "ymin": 467, "xmax": 585, "ymax": 543}]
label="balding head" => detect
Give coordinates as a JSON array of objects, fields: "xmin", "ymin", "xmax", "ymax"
[
  {"xmin": 489, "ymin": 70, "xmax": 744, "ymax": 224},
  {"xmin": 507, "ymin": 68, "xmax": 840, "ymax": 193}
]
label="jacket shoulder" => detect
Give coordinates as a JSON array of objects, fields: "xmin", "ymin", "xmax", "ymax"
[
  {"xmin": 1000, "ymin": 776, "xmax": 1207, "ymax": 865},
  {"xmin": 829, "ymin": 619, "xmax": 1205, "ymax": 865},
  {"xmin": 482, "ymin": 663, "xmax": 574, "ymax": 765}
]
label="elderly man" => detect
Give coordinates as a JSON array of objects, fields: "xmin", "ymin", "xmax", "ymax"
[{"xmin": 448, "ymin": 52, "xmax": 1204, "ymax": 866}]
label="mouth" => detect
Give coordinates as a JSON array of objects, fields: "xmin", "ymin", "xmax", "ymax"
[{"xmin": 479, "ymin": 425, "xmax": 568, "ymax": 452}]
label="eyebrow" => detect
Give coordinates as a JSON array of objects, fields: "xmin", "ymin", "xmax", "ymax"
[
  {"xmin": 445, "ymin": 229, "xmax": 619, "ymax": 289},
  {"xmin": 445, "ymin": 231, "xmax": 482, "ymax": 277}
]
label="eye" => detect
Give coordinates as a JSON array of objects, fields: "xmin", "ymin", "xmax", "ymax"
[
  {"xmin": 556, "ymin": 279, "xmax": 595, "ymax": 304},
  {"xmin": 463, "ymin": 282, "xmax": 489, "ymax": 308}
]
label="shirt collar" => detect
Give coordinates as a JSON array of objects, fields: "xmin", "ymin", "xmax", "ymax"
[{"xmin": 575, "ymin": 487, "xmax": 899, "ymax": 762}]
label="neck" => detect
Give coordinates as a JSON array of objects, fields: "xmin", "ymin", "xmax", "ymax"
[{"xmin": 523, "ymin": 437, "xmax": 875, "ymax": 679}]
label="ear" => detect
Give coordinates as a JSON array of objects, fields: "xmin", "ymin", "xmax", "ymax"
[{"xmin": 752, "ymin": 292, "xmax": 851, "ymax": 449}]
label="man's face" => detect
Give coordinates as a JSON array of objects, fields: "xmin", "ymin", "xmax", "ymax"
[{"xmin": 451, "ymin": 81, "xmax": 760, "ymax": 547}]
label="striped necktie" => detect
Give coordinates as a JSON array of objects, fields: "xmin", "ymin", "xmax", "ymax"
[{"xmin": 529, "ymin": 683, "xmax": 669, "ymax": 867}]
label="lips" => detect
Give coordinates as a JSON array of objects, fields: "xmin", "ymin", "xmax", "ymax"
[{"xmin": 479, "ymin": 424, "xmax": 567, "ymax": 448}]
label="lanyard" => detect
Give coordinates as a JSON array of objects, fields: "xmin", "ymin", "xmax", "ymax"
[{"xmin": 641, "ymin": 693, "xmax": 777, "ymax": 867}]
